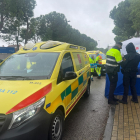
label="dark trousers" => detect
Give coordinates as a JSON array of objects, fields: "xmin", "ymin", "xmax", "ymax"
[
  {"xmin": 122, "ymin": 72, "xmax": 138, "ymax": 102},
  {"xmin": 91, "ymin": 72, "xmax": 94, "ymax": 77},
  {"xmin": 107, "ymin": 73, "xmax": 118, "ymax": 102}
]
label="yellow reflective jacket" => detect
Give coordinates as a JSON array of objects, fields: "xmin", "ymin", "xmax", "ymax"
[{"xmin": 106, "ymin": 46, "xmax": 122, "ymax": 73}]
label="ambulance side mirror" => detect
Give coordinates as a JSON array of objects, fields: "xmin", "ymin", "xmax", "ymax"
[
  {"xmin": 63, "ymin": 71, "xmax": 77, "ymax": 81},
  {"xmin": 0, "ymin": 59, "xmax": 3, "ymax": 63}
]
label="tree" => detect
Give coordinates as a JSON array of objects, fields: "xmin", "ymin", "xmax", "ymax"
[
  {"xmin": 1, "ymin": 0, "xmax": 36, "ymax": 49},
  {"xmin": 129, "ymin": 0, "xmax": 140, "ymax": 36},
  {"xmin": 39, "ymin": 12, "xmax": 69, "ymax": 41},
  {"xmin": 114, "ymin": 36, "xmax": 128, "ymax": 43},
  {"xmin": 1, "ymin": 20, "xmax": 23, "ymax": 45},
  {"xmin": 110, "ymin": 0, "xmax": 137, "ymax": 41},
  {"xmin": 19, "ymin": 0, "xmax": 36, "ymax": 44},
  {"xmin": 35, "ymin": 11, "xmax": 98, "ymax": 50},
  {"xmin": 88, "ymin": 42, "xmax": 97, "ymax": 51},
  {"xmin": 20, "ymin": 18, "xmax": 41, "ymax": 43},
  {"xmin": 10, "ymin": 0, "xmax": 36, "ymax": 44},
  {"xmin": 112, "ymin": 27, "xmax": 128, "ymax": 42},
  {"xmin": 0, "ymin": 0, "xmax": 11, "ymax": 31},
  {"xmin": 21, "ymin": 11, "xmax": 98, "ymax": 50}
]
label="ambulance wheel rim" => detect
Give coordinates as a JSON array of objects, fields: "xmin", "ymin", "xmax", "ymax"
[{"xmin": 52, "ymin": 116, "xmax": 62, "ymax": 140}]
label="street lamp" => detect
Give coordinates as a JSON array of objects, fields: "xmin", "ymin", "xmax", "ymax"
[{"xmin": 97, "ymin": 40, "xmax": 100, "ymax": 48}]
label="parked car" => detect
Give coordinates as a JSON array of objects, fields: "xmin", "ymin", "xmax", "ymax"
[{"xmin": 0, "ymin": 41, "xmax": 91, "ymax": 140}]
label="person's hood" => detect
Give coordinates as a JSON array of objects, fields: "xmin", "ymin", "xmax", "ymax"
[
  {"xmin": 126, "ymin": 43, "xmax": 136, "ymax": 53},
  {"xmin": 125, "ymin": 43, "xmax": 136, "ymax": 60}
]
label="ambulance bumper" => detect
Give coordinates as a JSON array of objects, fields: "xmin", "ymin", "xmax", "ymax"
[{"xmin": 0, "ymin": 108, "xmax": 52, "ymax": 140}]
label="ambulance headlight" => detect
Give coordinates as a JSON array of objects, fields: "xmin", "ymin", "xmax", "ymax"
[{"xmin": 9, "ymin": 97, "xmax": 45, "ymax": 129}]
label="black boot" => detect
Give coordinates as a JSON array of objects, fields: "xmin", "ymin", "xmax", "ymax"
[
  {"xmin": 131, "ymin": 98, "xmax": 138, "ymax": 103},
  {"xmin": 119, "ymin": 100, "xmax": 128, "ymax": 104},
  {"xmin": 113, "ymin": 97, "xmax": 119, "ymax": 101},
  {"xmin": 108, "ymin": 101, "xmax": 119, "ymax": 105}
]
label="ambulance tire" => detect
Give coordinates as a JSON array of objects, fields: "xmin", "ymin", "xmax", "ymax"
[
  {"xmin": 48, "ymin": 110, "xmax": 64, "ymax": 140},
  {"xmin": 83, "ymin": 82, "xmax": 90, "ymax": 97}
]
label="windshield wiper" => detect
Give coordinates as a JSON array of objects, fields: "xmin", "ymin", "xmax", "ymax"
[{"xmin": 0, "ymin": 76, "xmax": 34, "ymax": 80}]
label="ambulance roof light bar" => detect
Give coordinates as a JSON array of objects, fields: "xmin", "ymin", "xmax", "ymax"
[
  {"xmin": 23, "ymin": 43, "xmax": 35, "ymax": 50},
  {"xmin": 41, "ymin": 41, "xmax": 63, "ymax": 49}
]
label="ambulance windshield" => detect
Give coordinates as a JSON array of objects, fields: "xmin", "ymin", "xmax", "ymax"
[{"xmin": 0, "ymin": 52, "xmax": 59, "ymax": 80}]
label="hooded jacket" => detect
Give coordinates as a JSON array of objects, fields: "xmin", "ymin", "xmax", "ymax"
[{"xmin": 121, "ymin": 43, "xmax": 140, "ymax": 72}]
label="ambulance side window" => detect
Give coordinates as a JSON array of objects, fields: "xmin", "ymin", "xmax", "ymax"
[
  {"xmin": 72, "ymin": 52, "xmax": 85, "ymax": 71},
  {"xmin": 57, "ymin": 53, "xmax": 74, "ymax": 84}
]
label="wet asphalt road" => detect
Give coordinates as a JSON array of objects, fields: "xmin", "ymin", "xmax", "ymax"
[{"xmin": 62, "ymin": 76, "xmax": 110, "ymax": 140}]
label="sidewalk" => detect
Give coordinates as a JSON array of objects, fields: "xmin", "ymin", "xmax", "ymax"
[{"xmin": 111, "ymin": 96, "xmax": 140, "ymax": 140}]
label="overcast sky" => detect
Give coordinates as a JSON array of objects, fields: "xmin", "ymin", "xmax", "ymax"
[{"xmin": 0, "ymin": 0, "xmax": 123, "ymax": 48}]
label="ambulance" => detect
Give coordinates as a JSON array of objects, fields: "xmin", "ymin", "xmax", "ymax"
[
  {"xmin": 87, "ymin": 50, "xmax": 106, "ymax": 75},
  {"xmin": 0, "ymin": 41, "xmax": 91, "ymax": 140}
]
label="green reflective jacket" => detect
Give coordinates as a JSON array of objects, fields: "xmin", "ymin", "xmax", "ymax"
[
  {"xmin": 89, "ymin": 57, "xmax": 95, "ymax": 64},
  {"xmin": 89, "ymin": 57, "xmax": 95, "ymax": 72}
]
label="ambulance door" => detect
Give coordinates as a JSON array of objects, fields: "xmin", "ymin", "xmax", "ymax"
[
  {"xmin": 71, "ymin": 52, "xmax": 86, "ymax": 101},
  {"xmin": 57, "ymin": 52, "xmax": 76, "ymax": 112}
]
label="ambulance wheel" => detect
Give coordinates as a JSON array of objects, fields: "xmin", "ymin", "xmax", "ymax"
[
  {"xmin": 48, "ymin": 110, "xmax": 64, "ymax": 140},
  {"xmin": 83, "ymin": 82, "xmax": 90, "ymax": 97}
]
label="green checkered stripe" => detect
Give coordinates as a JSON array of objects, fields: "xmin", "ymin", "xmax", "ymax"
[{"xmin": 61, "ymin": 71, "xmax": 90, "ymax": 101}]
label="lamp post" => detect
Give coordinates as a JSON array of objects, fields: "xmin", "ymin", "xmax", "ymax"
[{"xmin": 97, "ymin": 40, "xmax": 100, "ymax": 48}]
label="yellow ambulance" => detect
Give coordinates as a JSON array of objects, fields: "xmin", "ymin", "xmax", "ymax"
[
  {"xmin": 87, "ymin": 50, "xmax": 106, "ymax": 74},
  {"xmin": 0, "ymin": 41, "xmax": 90, "ymax": 140}
]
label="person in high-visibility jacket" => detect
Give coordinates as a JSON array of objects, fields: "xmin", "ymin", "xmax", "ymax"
[
  {"xmin": 89, "ymin": 54, "xmax": 95, "ymax": 81},
  {"xmin": 106, "ymin": 42, "xmax": 123, "ymax": 105},
  {"xmin": 95, "ymin": 51, "xmax": 102, "ymax": 79}
]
